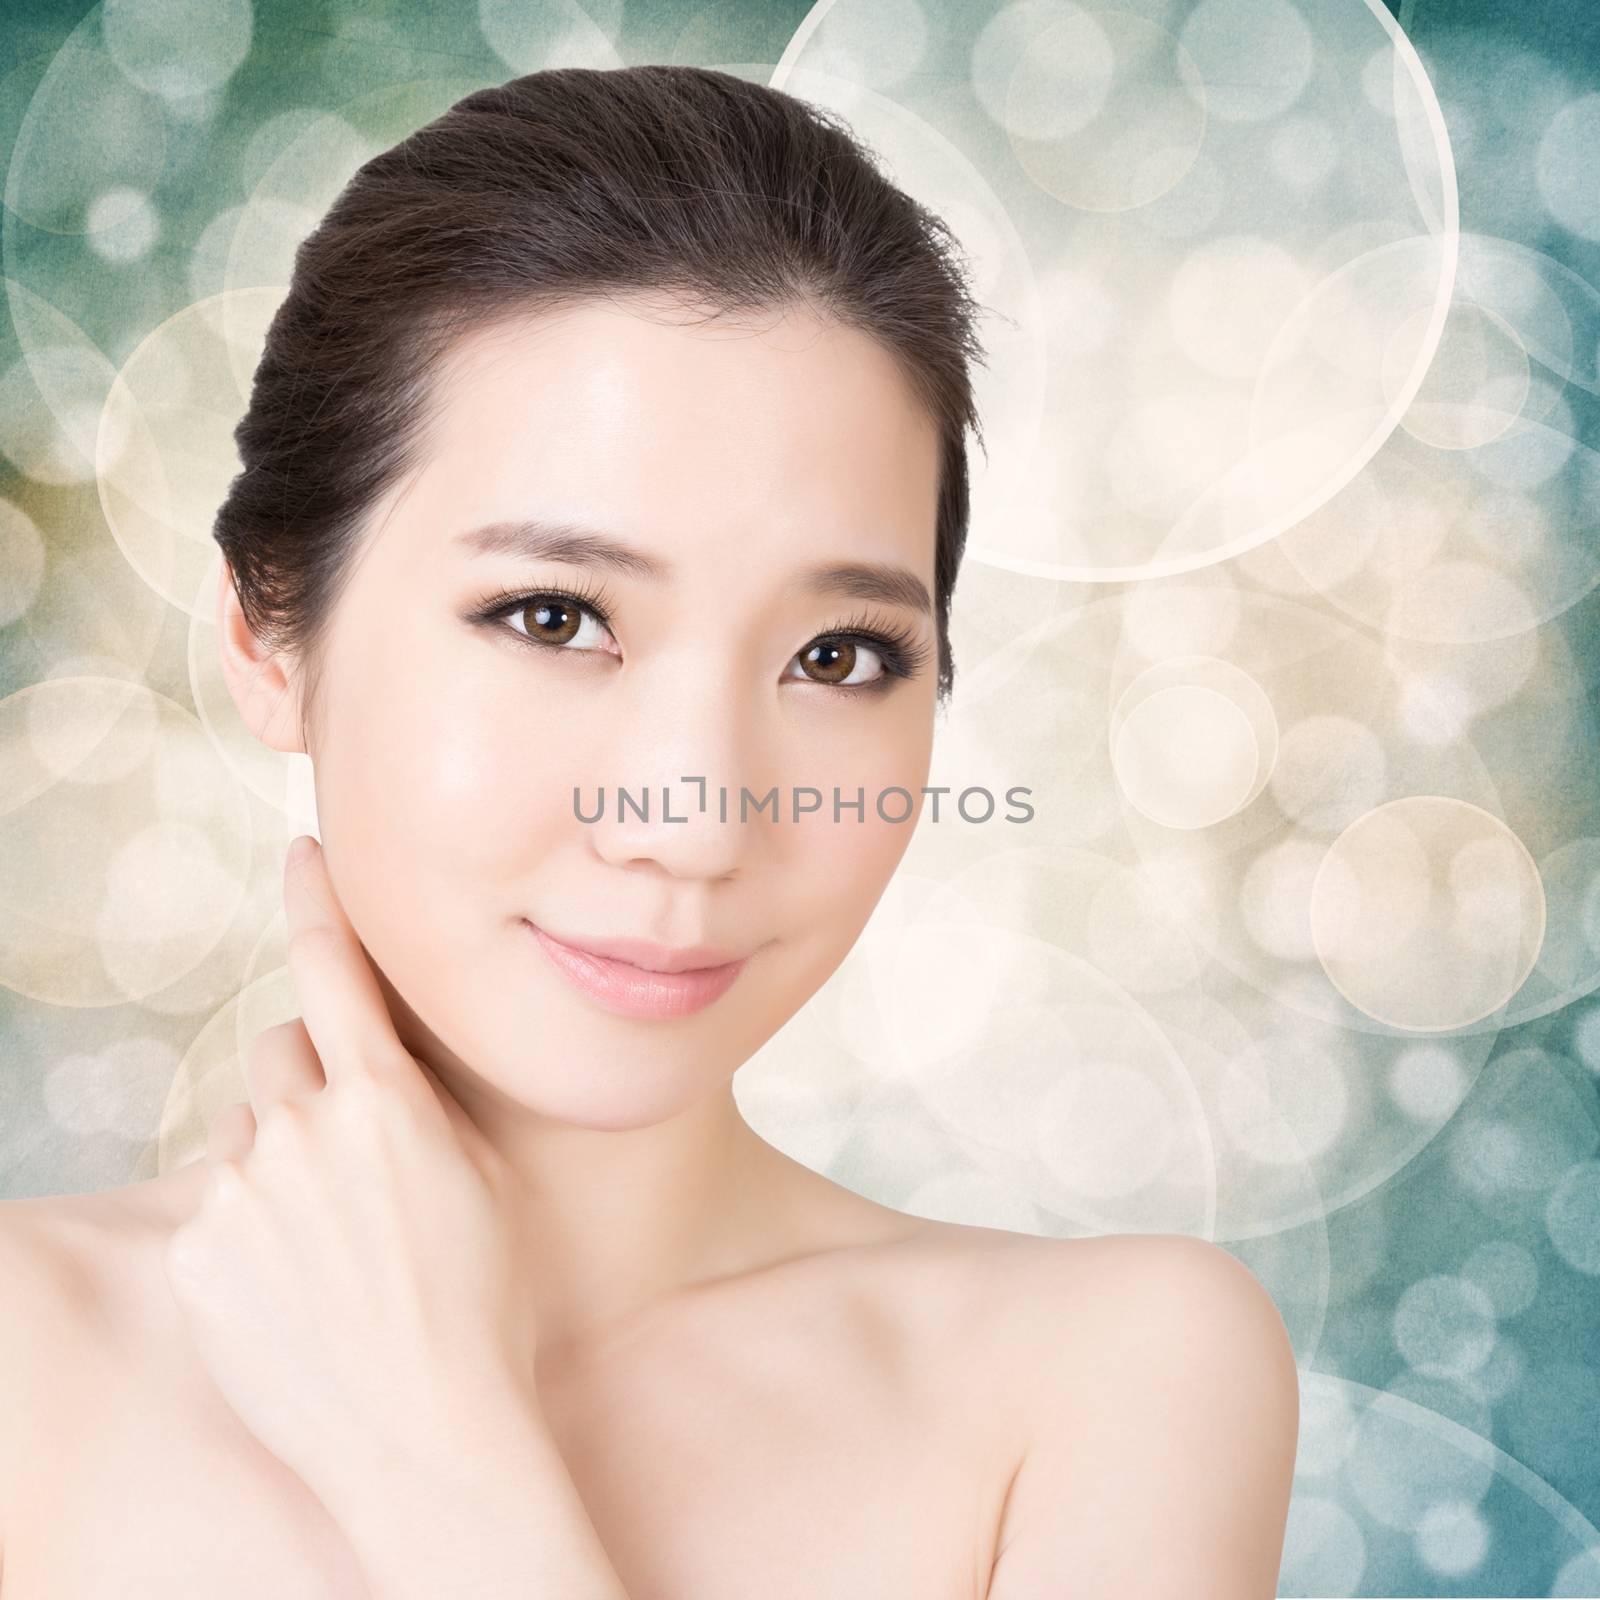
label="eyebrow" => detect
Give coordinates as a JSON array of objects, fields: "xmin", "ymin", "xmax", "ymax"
[{"xmin": 454, "ymin": 517, "xmax": 933, "ymax": 617}]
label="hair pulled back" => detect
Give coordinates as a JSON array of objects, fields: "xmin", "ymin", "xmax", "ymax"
[{"xmin": 213, "ymin": 65, "xmax": 989, "ymax": 745}]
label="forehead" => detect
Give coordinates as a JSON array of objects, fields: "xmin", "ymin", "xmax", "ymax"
[{"xmin": 389, "ymin": 296, "xmax": 941, "ymax": 580}]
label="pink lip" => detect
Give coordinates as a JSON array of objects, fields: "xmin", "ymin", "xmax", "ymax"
[{"xmin": 523, "ymin": 921, "xmax": 749, "ymax": 1019}]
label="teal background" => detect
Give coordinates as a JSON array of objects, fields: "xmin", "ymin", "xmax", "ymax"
[{"xmin": 2, "ymin": 2, "xmax": 1598, "ymax": 1596}]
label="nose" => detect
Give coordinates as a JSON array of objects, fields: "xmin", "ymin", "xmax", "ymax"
[
  {"xmin": 585, "ymin": 774, "xmax": 750, "ymax": 881},
  {"xmin": 581, "ymin": 670, "xmax": 763, "ymax": 882}
]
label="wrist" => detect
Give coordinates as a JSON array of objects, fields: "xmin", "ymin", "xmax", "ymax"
[
  {"xmin": 328, "ymin": 1377, "xmax": 546, "ymax": 1501},
  {"xmin": 323, "ymin": 1401, "xmax": 631, "ymax": 1600}
]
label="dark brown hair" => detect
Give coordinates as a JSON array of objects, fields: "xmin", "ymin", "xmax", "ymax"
[{"xmin": 213, "ymin": 65, "xmax": 989, "ymax": 747}]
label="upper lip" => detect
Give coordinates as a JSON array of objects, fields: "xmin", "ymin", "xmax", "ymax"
[{"xmin": 527, "ymin": 922, "xmax": 748, "ymax": 974}]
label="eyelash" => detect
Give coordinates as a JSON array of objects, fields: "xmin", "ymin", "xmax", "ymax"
[{"xmin": 466, "ymin": 579, "xmax": 932, "ymax": 694}]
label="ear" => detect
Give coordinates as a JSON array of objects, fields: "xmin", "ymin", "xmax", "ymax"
[{"xmin": 214, "ymin": 556, "xmax": 307, "ymax": 755}]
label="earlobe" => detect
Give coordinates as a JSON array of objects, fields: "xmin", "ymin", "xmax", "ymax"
[{"xmin": 214, "ymin": 557, "xmax": 307, "ymax": 755}]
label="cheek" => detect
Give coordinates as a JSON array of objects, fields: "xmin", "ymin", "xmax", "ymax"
[
  {"xmin": 785, "ymin": 760, "xmax": 930, "ymax": 950},
  {"xmin": 322, "ymin": 647, "xmax": 584, "ymax": 865},
  {"xmin": 825, "ymin": 713, "xmax": 932, "ymax": 905},
  {"xmin": 414, "ymin": 712, "xmax": 601, "ymax": 886},
  {"xmin": 813, "ymin": 800, "xmax": 920, "ymax": 900}
]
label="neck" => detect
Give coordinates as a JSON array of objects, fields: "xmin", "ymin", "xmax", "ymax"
[{"xmin": 371, "ymin": 963, "xmax": 820, "ymax": 1363}]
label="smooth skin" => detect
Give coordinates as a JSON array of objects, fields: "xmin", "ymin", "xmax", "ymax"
[
  {"xmin": 0, "ymin": 294, "xmax": 1298, "ymax": 1597},
  {"xmin": 230, "ymin": 294, "xmax": 953, "ymax": 1361},
  {"xmin": 165, "ymin": 834, "xmax": 621, "ymax": 1599}
]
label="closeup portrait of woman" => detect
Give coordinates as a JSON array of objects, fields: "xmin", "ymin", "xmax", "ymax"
[{"xmin": 0, "ymin": 64, "xmax": 1298, "ymax": 1599}]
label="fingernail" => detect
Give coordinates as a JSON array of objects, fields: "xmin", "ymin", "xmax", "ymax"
[{"xmin": 288, "ymin": 834, "xmax": 318, "ymax": 865}]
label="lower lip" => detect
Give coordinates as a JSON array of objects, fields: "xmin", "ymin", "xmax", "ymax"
[{"xmin": 522, "ymin": 921, "xmax": 748, "ymax": 1019}]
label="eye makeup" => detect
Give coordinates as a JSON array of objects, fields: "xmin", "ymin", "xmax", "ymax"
[{"xmin": 463, "ymin": 580, "xmax": 932, "ymax": 693}]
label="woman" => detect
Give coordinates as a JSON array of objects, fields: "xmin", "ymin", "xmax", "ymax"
[{"xmin": 0, "ymin": 66, "xmax": 1298, "ymax": 1598}]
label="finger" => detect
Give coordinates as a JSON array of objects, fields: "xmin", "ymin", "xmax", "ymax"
[
  {"xmin": 245, "ymin": 1017, "xmax": 327, "ymax": 1116},
  {"xmin": 409, "ymin": 1051, "xmax": 502, "ymax": 1176},
  {"xmin": 206, "ymin": 1100, "xmax": 258, "ymax": 1164},
  {"xmin": 282, "ymin": 835, "xmax": 422, "ymax": 1102}
]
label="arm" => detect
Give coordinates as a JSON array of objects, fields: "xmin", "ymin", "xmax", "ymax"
[
  {"xmin": 317, "ymin": 1385, "xmax": 630, "ymax": 1600},
  {"xmin": 0, "ymin": 1199, "xmax": 82, "ymax": 1600},
  {"xmin": 162, "ymin": 840, "xmax": 631, "ymax": 1600},
  {"xmin": 985, "ymin": 1234, "xmax": 1300, "ymax": 1600}
]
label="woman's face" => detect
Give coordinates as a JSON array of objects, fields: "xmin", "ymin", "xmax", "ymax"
[{"xmin": 289, "ymin": 296, "xmax": 941, "ymax": 1128}]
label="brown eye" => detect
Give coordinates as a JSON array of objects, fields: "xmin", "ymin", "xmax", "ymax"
[
  {"xmin": 522, "ymin": 598, "xmax": 583, "ymax": 646},
  {"xmin": 792, "ymin": 638, "xmax": 885, "ymax": 688},
  {"xmin": 504, "ymin": 595, "xmax": 613, "ymax": 653}
]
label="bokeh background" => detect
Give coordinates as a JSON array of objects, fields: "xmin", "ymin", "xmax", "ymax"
[{"xmin": 2, "ymin": 0, "xmax": 1598, "ymax": 1594}]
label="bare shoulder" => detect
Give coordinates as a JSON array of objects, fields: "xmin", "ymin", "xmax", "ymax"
[
  {"xmin": 0, "ymin": 1168, "xmax": 209, "ymax": 1451},
  {"xmin": 0, "ymin": 1163, "xmax": 207, "ymax": 1306},
  {"xmin": 0, "ymin": 1192, "xmax": 98, "ymax": 1351},
  {"xmin": 980, "ymin": 1231, "xmax": 1301, "ymax": 1600},
  {"xmin": 0, "ymin": 1165, "xmax": 215, "ymax": 1496},
  {"xmin": 0, "ymin": 1191, "xmax": 113, "ymax": 1551},
  {"xmin": 0, "ymin": 1189, "xmax": 120, "ymax": 1368},
  {"xmin": 989, "ymin": 1228, "xmax": 1297, "ymax": 1352}
]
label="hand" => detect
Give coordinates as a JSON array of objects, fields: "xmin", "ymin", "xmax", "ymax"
[{"xmin": 165, "ymin": 834, "xmax": 542, "ymax": 1510}]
